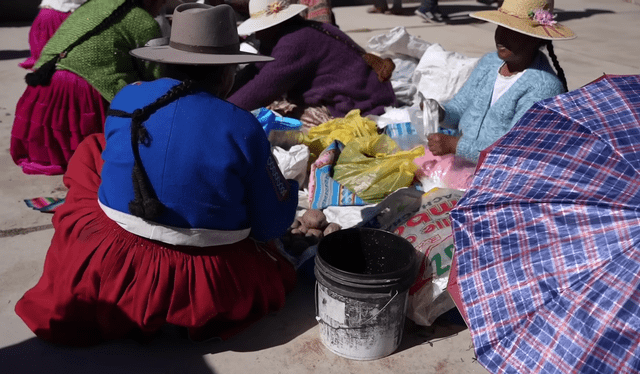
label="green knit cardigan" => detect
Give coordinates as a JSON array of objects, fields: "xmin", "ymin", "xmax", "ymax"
[{"xmin": 35, "ymin": 0, "xmax": 161, "ymax": 102}]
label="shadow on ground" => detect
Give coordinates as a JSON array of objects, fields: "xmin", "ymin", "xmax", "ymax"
[
  {"xmin": 0, "ymin": 277, "xmax": 317, "ymax": 374},
  {"xmin": 0, "ymin": 50, "xmax": 30, "ymax": 61},
  {"xmin": 0, "ymin": 276, "xmax": 467, "ymax": 373}
]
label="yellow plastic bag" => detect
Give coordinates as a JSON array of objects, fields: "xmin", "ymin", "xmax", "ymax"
[
  {"xmin": 333, "ymin": 134, "xmax": 425, "ymax": 203},
  {"xmin": 304, "ymin": 109, "xmax": 378, "ymax": 160}
]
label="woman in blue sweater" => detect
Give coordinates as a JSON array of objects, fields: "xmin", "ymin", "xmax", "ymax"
[{"xmin": 427, "ymin": 0, "xmax": 575, "ymax": 164}]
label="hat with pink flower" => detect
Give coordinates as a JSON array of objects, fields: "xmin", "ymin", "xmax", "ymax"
[{"xmin": 471, "ymin": 0, "xmax": 576, "ymax": 40}]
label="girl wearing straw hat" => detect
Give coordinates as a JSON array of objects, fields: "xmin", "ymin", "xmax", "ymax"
[
  {"xmin": 227, "ymin": 0, "xmax": 397, "ymax": 128},
  {"xmin": 427, "ymin": 0, "xmax": 575, "ymax": 164},
  {"xmin": 15, "ymin": 3, "xmax": 299, "ymax": 345}
]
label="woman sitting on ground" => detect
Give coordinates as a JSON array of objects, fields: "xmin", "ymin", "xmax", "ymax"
[
  {"xmin": 11, "ymin": 0, "xmax": 167, "ymax": 175},
  {"xmin": 227, "ymin": 0, "xmax": 397, "ymax": 129},
  {"xmin": 427, "ymin": 0, "xmax": 575, "ymax": 164},
  {"xmin": 19, "ymin": 0, "xmax": 88, "ymax": 71},
  {"xmin": 15, "ymin": 3, "xmax": 299, "ymax": 346}
]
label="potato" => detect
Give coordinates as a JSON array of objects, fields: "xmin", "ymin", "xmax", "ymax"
[
  {"xmin": 323, "ymin": 222, "xmax": 341, "ymax": 236},
  {"xmin": 291, "ymin": 225, "xmax": 308, "ymax": 235},
  {"xmin": 290, "ymin": 217, "xmax": 302, "ymax": 229},
  {"xmin": 305, "ymin": 228, "xmax": 324, "ymax": 240},
  {"xmin": 301, "ymin": 209, "xmax": 327, "ymax": 230}
]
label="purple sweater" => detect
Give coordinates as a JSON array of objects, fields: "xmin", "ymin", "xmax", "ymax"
[{"xmin": 228, "ymin": 22, "xmax": 397, "ymax": 118}]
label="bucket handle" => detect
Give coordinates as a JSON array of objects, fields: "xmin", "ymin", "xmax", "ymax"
[{"xmin": 315, "ymin": 283, "xmax": 399, "ymax": 330}]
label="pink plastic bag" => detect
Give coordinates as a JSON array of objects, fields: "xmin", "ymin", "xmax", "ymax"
[{"xmin": 413, "ymin": 149, "xmax": 476, "ymax": 191}]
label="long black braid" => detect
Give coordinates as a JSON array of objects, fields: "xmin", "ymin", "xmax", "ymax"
[
  {"xmin": 26, "ymin": 0, "xmax": 143, "ymax": 87},
  {"xmin": 545, "ymin": 41, "xmax": 569, "ymax": 92},
  {"xmin": 107, "ymin": 80, "xmax": 194, "ymax": 220}
]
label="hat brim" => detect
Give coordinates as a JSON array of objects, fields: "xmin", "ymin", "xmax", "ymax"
[
  {"xmin": 130, "ymin": 45, "xmax": 274, "ymax": 65},
  {"xmin": 471, "ymin": 11, "xmax": 576, "ymax": 41},
  {"xmin": 237, "ymin": 4, "xmax": 307, "ymax": 36}
]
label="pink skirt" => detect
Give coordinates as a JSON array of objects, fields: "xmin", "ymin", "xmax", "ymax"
[
  {"xmin": 15, "ymin": 134, "xmax": 297, "ymax": 346},
  {"xmin": 20, "ymin": 8, "xmax": 72, "ymax": 70},
  {"xmin": 11, "ymin": 69, "xmax": 107, "ymax": 175}
]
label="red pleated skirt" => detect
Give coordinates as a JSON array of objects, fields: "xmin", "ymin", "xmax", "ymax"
[
  {"xmin": 11, "ymin": 70, "xmax": 107, "ymax": 175},
  {"xmin": 20, "ymin": 8, "xmax": 72, "ymax": 70},
  {"xmin": 15, "ymin": 134, "xmax": 297, "ymax": 346}
]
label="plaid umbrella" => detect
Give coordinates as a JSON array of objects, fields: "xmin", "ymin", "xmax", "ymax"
[{"xmin": 448, "ymin": 75, "xmax": 640, "ymax": 374}]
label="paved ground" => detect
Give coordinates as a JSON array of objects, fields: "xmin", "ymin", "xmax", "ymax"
[{"xmin": 0, "ymin": 1, "xmax": 638, "ymax": 373}]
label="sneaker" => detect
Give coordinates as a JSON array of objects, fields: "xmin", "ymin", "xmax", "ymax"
[{"xmin": 414, "ymin": 9, "xmax": 445, "ymax": 23}]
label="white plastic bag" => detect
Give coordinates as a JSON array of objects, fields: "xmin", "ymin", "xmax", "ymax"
[
  {"xmin": 272, "ymin": 144, "xmax": 310, "ymax": 187},
  {"xmin": 367, "ymin": 26, "xmax": 431, "ymax": 59},
  {"xmin": 411, "ymin": 43, "xmax": 479, "ymax": 106},
  {"xmin": 367, "ymin": 27, "xmax": 432, "ymax": 105}
]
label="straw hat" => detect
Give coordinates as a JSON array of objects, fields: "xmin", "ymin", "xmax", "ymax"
[
  {"xmin": 471, "ymin": 0, "xmax": 576, "ymax": 40},
  {"xmin": 237, "ymin": 0, "xmax": 308, "ymax": 36},
  {"xmin": 130, "ymin": 3, "xmax": 274, "ymax": 65}
]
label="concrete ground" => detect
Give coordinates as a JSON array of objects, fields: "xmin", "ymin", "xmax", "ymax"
[{"xmin": 0, "ymin": 1, "xmax": 638, "ymax": 373}]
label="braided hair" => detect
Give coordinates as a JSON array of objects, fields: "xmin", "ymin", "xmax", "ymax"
[
  {"xmin": 26, "ymin": 0, "xmax": 143, "ymax": 87},
  {"xmin": 107, "ymin": 80, "xmax": 194, "ymax": 220},
  {"xmin": 545, "ymin": 41, "xmax": 569, "ymax": 92}
]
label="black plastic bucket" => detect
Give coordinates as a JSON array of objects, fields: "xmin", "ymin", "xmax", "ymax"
[{"xmin": 314, "ymin": 227, "xmax": 418, "ymax": 360}]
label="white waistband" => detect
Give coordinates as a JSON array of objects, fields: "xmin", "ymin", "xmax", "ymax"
[{"xmin": 99, "ymin": 200, "xmax": 251, "ymax": 247}]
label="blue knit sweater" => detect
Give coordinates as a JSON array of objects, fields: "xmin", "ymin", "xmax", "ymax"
[
  {"xmin": 98, "ymin": 78, "xmax": 298, "ymax": 243},
  {"xmin": 443, "ymin": 51, "xmax": 564, "ymax": 163}
]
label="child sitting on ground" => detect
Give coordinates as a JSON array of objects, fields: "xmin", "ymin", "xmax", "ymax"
[{"xmin": 426, "ymin": 0, "xmax": 575, "ymax": 164}]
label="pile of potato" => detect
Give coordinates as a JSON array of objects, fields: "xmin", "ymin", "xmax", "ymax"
[{"xmin": 280, "ymin": 209, "xmax": 341, "ymax": 256}]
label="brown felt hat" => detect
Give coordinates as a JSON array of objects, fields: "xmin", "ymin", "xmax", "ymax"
[{"xmin": 131, "ymin": 3, "xmax": 274, "ymax": 65}]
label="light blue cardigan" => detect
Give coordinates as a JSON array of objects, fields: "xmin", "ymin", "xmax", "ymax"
[{"xmin": 442, "ymin": 51, "xmax": 565, "ymax": 163}]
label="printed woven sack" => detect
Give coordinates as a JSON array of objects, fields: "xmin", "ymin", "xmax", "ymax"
[
  {"xmin": 308, "ymin": 140, "xmax": 366, "ymax": 209},
  {"xmin": 361, "ymin": 187, "xmax": 463, "ymax": 325}
]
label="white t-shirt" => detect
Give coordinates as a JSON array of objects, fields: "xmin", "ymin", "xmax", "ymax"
[
  {"xmin": 40, "ymin": 0, "xmax": 86, "ymax": 13},
  {"xmin": 491, "ymin": 64, "xmax": 526, "ymax": 106}
]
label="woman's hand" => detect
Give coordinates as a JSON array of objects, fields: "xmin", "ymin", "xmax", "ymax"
[{"xmin": 427, "ymin": 133, "xmax": 459, "ymax": 156}]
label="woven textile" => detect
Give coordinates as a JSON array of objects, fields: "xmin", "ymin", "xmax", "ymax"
[
  {"xmin": 298, "ymin": 0, "xmax": 334, "ymax": 23},
  {"xmin": 24, "ymin": 197, "xmax": 65, "ymax": 213},
  {"xmin": 449, "ymin": 75, "xmax": 640, "ymax": 374}
]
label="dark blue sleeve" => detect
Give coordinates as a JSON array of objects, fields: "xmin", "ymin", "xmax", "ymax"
[{"xmin": 237, "ymin": 114, "xmax": 299, "ymax": 242}]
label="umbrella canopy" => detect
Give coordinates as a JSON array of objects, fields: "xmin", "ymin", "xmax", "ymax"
[{"xmin": 448, "ymin": 75, "xmax": 640, "ymax": 374}]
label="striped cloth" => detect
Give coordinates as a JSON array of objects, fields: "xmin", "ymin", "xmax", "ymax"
[
  {"xmin": 449, "ymin": 75, "xmax": 640, "ymax": 374},
  {"xmin": 24, "ymin": 197, "xmax": 65, "ymax": 213}
]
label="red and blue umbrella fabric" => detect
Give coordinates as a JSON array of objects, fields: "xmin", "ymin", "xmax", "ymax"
[{"xmin": 448, "ymin": 75, "xmax": 640, "ymax": 374}]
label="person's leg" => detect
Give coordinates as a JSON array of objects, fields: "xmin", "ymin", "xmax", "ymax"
[
  {"xmin": 368, "ymin": 0, "xmax": 388, "ymax": 13},
  {"xmin": 388, "ymin": 0, "xmax": 403, "ymax": 14},
  {"xmin": 416, "ymin": 0, "xmax": 445, "ymax": 22},
  {"xmin": 432, "ymin": 0, "xmax": 448, "ymax": 20},
  {"xmin": 417, "ymin": 0, "xmax": 431, "ymax": 13}
]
